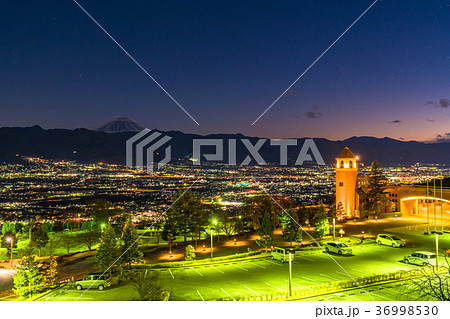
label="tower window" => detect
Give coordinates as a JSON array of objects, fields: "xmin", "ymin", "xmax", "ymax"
[
  {"xmin": 349, "ymin": 160, "xmax": 353, "ymax": 168},
  {"xmin": 339, "ymin": 182, "xmax": 344, "ymax": 187},
  {"xmin": 340, "ymin": 160, "xmax": 344, "ymax": 168}
]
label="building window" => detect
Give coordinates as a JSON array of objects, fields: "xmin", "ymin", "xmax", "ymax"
[
  {"xmin": 339, "ymin": 182, "xmax": 344, "ymax": 187},
  {"xmin": 340, "ymin": 160, "xmax": 344, "ymax": 168},
  {"xmin": 349, "ymin": 160, "xmax": 353, "ymax": 168}
]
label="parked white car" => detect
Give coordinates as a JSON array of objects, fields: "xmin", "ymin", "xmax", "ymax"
[
  {"xmin": 376, "ymin": 234, "xmax": 405, "ymax": 247},
  {"xmin": 324, "ymin": 242, "xmax": 352, "ymax": 255},
  {"xmin": 271, "ymin": 247, "xmax": 295, "ymax": 263},
  {"xmin": 403, "ymin": 251, "xmax": 436, "ymax": 266}
]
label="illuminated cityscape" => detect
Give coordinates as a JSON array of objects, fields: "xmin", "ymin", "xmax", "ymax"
[{"xmin": 1, "ymin": 1, "xmax": 449, "ymax": 317}]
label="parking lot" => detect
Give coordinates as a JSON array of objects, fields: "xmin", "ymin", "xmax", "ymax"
[
  {"xmin": 37, "ymin": 227, "xmax": 450, "ymax": 301},
  {"xmin": 151, "ymin": 243, "xmax": 438, "ymax": 300}
]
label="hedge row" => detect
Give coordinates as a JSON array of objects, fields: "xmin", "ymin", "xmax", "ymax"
[
  {"xmin": 133, "ymin": 250, "xmax": 266, "ymax": 269},
  {"xmin": 214, "ymin": 268, "xmax": 423, "ymax": 301}
]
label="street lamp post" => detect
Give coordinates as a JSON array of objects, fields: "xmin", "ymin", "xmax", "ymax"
[
  {"xmin": 441, "ymin": 178, "xmax": 443, "ymax": 234},
  {"xmin": 426, "ymin": 179, "xmax": 430, "ymax": 234},
  {"xmin": 210, "ymin": 228, "xmax": 214, "ymax": 259},
  {"xmin": 434, "ymin": 176, "xmax": 437, "ymax": 233},
  {"xmin": 7, "ymin": 238, "xmax": 13, "ymax": 267},
  {"xmin": 332, "ymin": 218, "xmax": 336, "ymax": 241},
  {"xmin": 211, "ymin": 220, "xmax": 217, "ymax": 260},
  {"xmin": 435, "ymin": 233, "xmax": 439, "ymax": 271},
  {"xmin": 288, "ymin": 251, "xmax": 292, "ymax": 297}
]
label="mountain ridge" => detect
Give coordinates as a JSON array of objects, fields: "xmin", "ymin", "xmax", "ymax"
[{"xmin": 0, "ymin": 126, "xmax": 448, "ymax": 166}]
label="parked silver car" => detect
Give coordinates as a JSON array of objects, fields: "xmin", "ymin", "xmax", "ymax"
[
  {"xmin": 75, "ymin": 272, "xmax": 110, "ymax": 291},
  {"xmin": 377, "ymin": 234, "xmax": 405, "ymax": 247},
  {"xmin": 324, "ymin": 241, "xmax": 352, "ymax": 255},
  {"xmin": 403, "ymin": 251, "xmax": 436, "ymax": 266}
]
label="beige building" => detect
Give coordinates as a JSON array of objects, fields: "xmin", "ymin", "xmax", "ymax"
[{"xmin": 335, "ymin": 146, "xmax": 450, "ymax": 222}]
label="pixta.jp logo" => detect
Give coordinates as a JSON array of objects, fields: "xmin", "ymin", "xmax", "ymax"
[
  {"xmin": 126, "ymin": 129, "xmax": 324, "ymax": 174},
  {"xmin": 126, "ymin": 129, "xmax": 172, "ymax": 174}
]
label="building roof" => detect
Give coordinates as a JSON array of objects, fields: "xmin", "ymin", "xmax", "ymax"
[{"xmin": 336, "ymin": 147, "xmax": 356, "ymax": 159}]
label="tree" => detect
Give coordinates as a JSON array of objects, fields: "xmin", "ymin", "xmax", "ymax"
[
  {"xmin": 45, "ymin": 238, "xmax": 60, "ymax": 257},
  {"xmin": 241, "ymin": 196, "xmax": 294, "ymax": 230},
  {"xmin": 127, "ymin": 271, "xmax": 165, "ymax": 301},
  {"xmin": 86, "ymin": 199, "xmax": 123, "ymax": 229},
  {"xmin": 279, "ymin": 210, "xmax": 302, "ymax": 247},
  {"xmin": 401, "ymin": 253, "xmax": 450, "ymax": 300},
  {"xmin": 13, "ymin": 247, "xmax": 42, "ymax": 299},
  {"xmin": 120, "ymin": 219, "xmax": 143, "ymax": 268},
  {"xmin": 42, "ymin": 255, "xmax": 59, "ymax": 287},
  {"xmin": 363, "ymin": 160, "xmax": 389, "ymax": 215},
  {"xmin": 166, "ymin": 188, "xmax": 205, "ymax": 243},
  {"xmin": 1, "ymin": 221, "xmax": 16, "ymax": 235},
  {"xmin": 314, "ymin": 205, "xmax": 330, "ymax": 239},
  {"xmin": 215, "ymin": 207, "xmax": 238, "ymax": 239},
  {"xmin": 23, "ymin": 220, "xmax": 36, "ymax": 241},
  {"xmin": 185, "ymin": 245, "xmax": 196, "ymax": 261},
  {"xmin": 78, "ymin": 230, "xmax": 101, "ymax": 251},
  {"xmin": 56, "ymin": 233, "xmax": 78, "ymax": 255},
  {"xmin": 41, "ymin": 222, "xmax": 54, "ymax": 234},
  {"xmin": 81, "ymin": 220, "xmax": 95, "ymax": 231},
  {"xmin": 95, "ymin": 224, "xmax": 118, "ymax": 271},
  {"xmin": 30, "ymin": 227, "xmax": 49, "ymax": 257},
  {"xmin": 256, "ymin": 209, "xmax": 274, "ymax": 252}
]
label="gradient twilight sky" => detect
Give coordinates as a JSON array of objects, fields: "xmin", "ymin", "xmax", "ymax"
[{"xmin": 0, "ymin": 1, "xmax": 449, "ymax": 142}]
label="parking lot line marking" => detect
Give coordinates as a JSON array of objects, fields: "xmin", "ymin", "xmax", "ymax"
[
  {"xmin": 336, "ymin": 271, "xmax": 351, "ymax": 276},
  {"xmin": 197, "ymin": 290, "xmax": 205, "ymax": 301},
  {"xmin": 366, "ymin": 266, "xmax": 388, "ymax": 272},
  {"xmin": 264, "ymin": 260, "xmax": 284, "ymax": 267},
  {"xmin": 50, "ymin": 297, "xmax": 94, "ymax": 300},
  {"xmin": 351, "ymin": 269, "xmax": 370, "ymax": 275},
  {"xmin": 168, "ymin": 269, "xmax": 175, "ymax": 279},
  {"xmin": 244, "ymin": 285, "xmax": 262, "ymax": 296},
  {"xmin": 228, "ymin": 263, "xmax": 249, "ymax": 271},
  {"xmin": 301, "ymin": 276, "xmax": 323, "ymax": 284},
  {"xmin": 296, "ymin": 256, "xmax": 315, "ymax": 262},
  {"xmin": 210, "ymin": 265, "xmax": 225, "ymax": 274},
  {"xmin": 341, "ymin": 294, "xmax": 362, "ymax": 301},
  {"xmin": 265, "ymin": 282, "xmax": 286, "ymax": 291},
  {"xmin": 190, "ymin": 267, "xmax": 203, "ymax": 276},
  {"xmin": 246, "ymin": 261, "xmax": 267, "ymax": 269},
  {"xmin": 221, "ymin": 288, "xmax": 235, "ymax": 300},
  {"xmin": 319, "ymin": 274, "xmax": 341, "ymax": 281},
  {"xmin": 367, "ymin": 292, "xmax": 394, "ymax": 301},
  {"xmin": 284, "ymin": 280, "xmax": 313, "ymax": 291},
  {"xmin": 385, "ymin": 287, "xmax": 408, "ymax": 296}
]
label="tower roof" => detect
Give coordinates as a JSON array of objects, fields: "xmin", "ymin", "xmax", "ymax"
[{"xmin": 336, "ymin": 147, "xmax": 356, "ymax": 159}]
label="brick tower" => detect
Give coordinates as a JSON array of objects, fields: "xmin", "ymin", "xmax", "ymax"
[{"xmin": 335, "ymin": 147, "xmax": 358, "ymax": 218}]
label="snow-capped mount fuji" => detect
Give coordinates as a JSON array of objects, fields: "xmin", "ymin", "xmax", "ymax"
[{"xmin": 96, "ymin": 116, "xmax": 144, "ymax": 133}]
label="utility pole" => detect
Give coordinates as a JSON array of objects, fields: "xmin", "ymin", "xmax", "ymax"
[
  {"xmin": 434, "ymin": 175, "xmax": 437, "ymax": 232},
  {"xmin": 441, "ymin": 178, "xmax": 443, "ymax": 234},
  {"xmin": 333, "ymin": 218, "xmax": 336, "ymax": 241},
  {"xmin": 427, "ymin": 180, "xmax": 430, "ymax": 234},
  {"xmin": 288, "ymin": 251, "xmax": 292, "ymax": 297},
  {"xmin": 10, "ymin": 238, "xmax": 13, "ymax": 267},
  {"xmin": 435, "ymin": 233, "xmax": 439, "ymax": 271},
  {"xmin": 210, "ymin": 228, "xmax": 214, "ymax": 259}
]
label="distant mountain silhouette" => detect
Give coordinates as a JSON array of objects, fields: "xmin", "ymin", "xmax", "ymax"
[
  {"xmin": 96, "ymin": 116, "xmax": 144, "ymax": 133},
  {"xmin": 0, "ymin": 126, "xmax": 449, "ymax": 166}
]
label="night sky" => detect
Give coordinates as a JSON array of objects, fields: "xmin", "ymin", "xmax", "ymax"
[{"xmin": 0, "ymin": 1, "xmax": 449, "ymax": 142}]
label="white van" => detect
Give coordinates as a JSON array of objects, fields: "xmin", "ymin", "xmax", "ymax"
[
  {"xmin": 271, "ymin": 247, "xmax": 295, "ymax": 263},
  {"xmin": 403, "ymin": 251, "xmax": 436, "ymax": 267}
]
